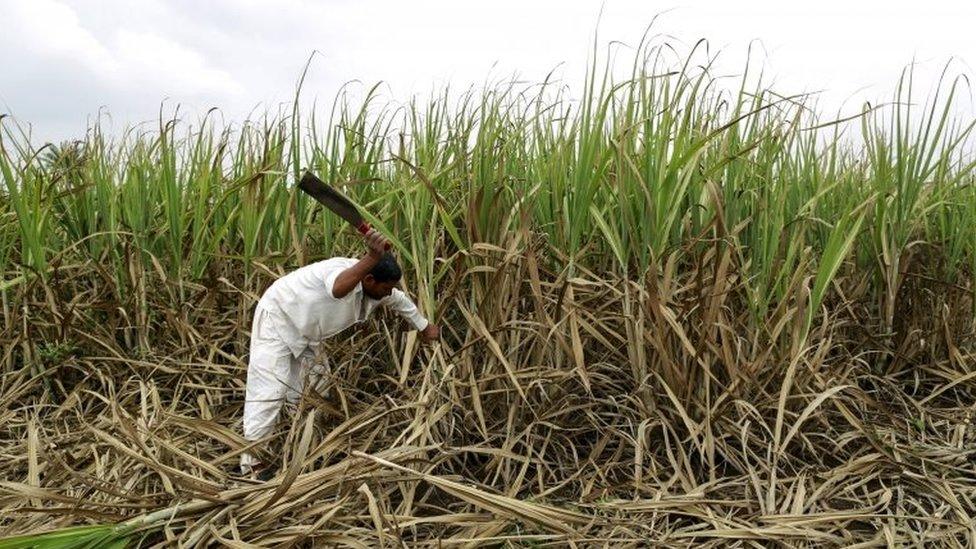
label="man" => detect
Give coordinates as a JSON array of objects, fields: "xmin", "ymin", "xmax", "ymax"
[{"xmin": 241, "ymin": 229, "xmax": 440, "ymax": 477}]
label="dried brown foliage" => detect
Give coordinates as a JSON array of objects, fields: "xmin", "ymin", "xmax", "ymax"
[{"xmin": 2, "ymin": 235, "xmax": 975, "ymax": 547}]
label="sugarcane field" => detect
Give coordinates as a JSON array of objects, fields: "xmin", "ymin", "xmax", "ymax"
[{"xmin": 2, "ymin": 2, "xmax": 976, "ymax": 547}]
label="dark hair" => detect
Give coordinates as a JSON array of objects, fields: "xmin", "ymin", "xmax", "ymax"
[{"xmin": 368, "ymin": 252, "xmax": 402, "ymax": 283}]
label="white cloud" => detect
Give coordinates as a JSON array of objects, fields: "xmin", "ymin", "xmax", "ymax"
[
  {"xmin": 113, "ymin": 30, "xmax": 243, "ymax": 97},
  {"xmin": 0, "ymin": 0, "xmax": 973, "ymax": 143},
  {"xmin": 0, "ymin": 0, "xmax": 244, "ymax": 140},
  {"xmin": 4, "ymin": 0, "xmax": 118, "ymax": 74}
]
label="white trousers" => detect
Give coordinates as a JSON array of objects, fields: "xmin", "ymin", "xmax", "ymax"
[{"xmin": 241, "ymin": 305, "xmax": 329, "ymax": 473}]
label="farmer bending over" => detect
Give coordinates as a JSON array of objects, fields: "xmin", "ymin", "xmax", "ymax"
[{"xmin": 241, "ymin": 229, "xmax": 440, "ymax": 477}]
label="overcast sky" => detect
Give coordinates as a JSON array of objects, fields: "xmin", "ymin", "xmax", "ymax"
[{"xmin": 1, "ymin": 0, "xmax": 974, "ymax": 145}]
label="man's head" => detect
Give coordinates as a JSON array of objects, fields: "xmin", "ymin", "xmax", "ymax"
[{"xmin": 362, "ymin": 252, "xmax": 402, "ymax": 299}]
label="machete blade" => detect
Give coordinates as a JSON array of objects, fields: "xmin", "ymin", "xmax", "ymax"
[{"xmin": 298, "ymin": 171, "xmax": 369, "ymax": 233}]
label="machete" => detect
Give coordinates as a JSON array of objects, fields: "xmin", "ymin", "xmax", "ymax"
[{"xmin": 299, "ymin": 171, "xmax": 391, "ymax": 252}]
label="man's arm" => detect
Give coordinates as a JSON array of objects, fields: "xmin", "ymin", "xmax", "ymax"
[
  {"xmin": 331, "ymin": 229, "xmax": 387, "ymax": 299},
  {"xmin": 386, "ymin": 291, "xmax": 440, "ymax": 341},
  {"xmin": 385, "ymin": 289, "xmax": 429, "ymax": 331}
]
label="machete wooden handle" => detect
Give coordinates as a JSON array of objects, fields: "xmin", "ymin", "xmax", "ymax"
[{"xmin": 358, "ymin": 221, "xmax": 392, "ymax": 250}]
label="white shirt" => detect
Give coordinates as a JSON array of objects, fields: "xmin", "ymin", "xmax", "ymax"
[{"xmin": 257, "ymin": 257, "xmax": 429, "ymax": 357}]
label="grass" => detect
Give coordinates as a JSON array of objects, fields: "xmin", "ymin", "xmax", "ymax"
[{"xmin": 1, "ymin": 34, "xmax": 975, "ymax": 546}]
